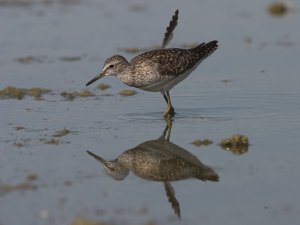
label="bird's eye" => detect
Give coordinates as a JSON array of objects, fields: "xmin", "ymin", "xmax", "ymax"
[{"xmin": 109, "ymin": 64, "xmax": 114, "ymax": 69}]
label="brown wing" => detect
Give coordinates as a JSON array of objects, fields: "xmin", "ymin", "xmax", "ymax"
[
  {"xmin": 131, "ymin": 48, "xmax": 194, "ymax": 76},
  {"xmin": 159, "ymin": 41, "xmax": 218, "ymax": 76},
  {"xmin": 131, "ymin": 41, "xmax": 218, "ymax": 77}
]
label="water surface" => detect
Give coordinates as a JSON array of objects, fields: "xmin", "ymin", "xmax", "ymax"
[{"xmin": 0, "ymin": 0, "xmax": 300, "ymax": 225}]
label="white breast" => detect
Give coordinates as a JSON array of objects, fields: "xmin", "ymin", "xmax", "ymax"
[{"xmin": 140, "ymin": 62, "xmax": 200, "ymax": 92}]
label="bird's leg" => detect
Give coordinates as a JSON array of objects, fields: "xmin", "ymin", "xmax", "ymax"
[
  {"xmin": 162, "ymin": 92, "xmax": 168, "ymax": 103},
  {"xmin": 162, "ymin": 91, "xmax": 175, "ymax": 117},
  {"xmin": 164, "ymin": 117, "xmax": 172, "ymax": 141},
  {"xmin": 166, "ymin": 91, "xmax": 175, "ymax": 115},
  {"xmin": 159, "ymin": 117, "xmax": 172, "ymax": 141},
  {"xmin": 162, "ymin": 92, "xmax": 169, "ymax": 117}
]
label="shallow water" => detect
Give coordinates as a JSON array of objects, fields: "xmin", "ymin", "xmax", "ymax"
[{"xmin": 1, "ymin": 0, "xmax": 300, "ymax": 225}]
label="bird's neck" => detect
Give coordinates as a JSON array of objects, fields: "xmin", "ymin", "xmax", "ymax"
[{"xmin": 117, "ymin": 66, "xmax": 137, "ymax": 87}]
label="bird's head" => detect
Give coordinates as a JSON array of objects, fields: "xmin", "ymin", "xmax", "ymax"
[
  {"xmin": 86, "ymin": 55, "xmax": 129, "ymax": 86},
  {"xmin": 86, "ymin": 151, "xmax": 129, "ymax": 181}
]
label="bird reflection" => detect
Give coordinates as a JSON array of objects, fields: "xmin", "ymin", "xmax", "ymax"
[{"xmin": 87, "ymin": 119, "xmax": 219, "ymax": 218}]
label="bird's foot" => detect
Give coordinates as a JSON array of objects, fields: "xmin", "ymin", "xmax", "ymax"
[
  {"xmin": 169, "ymin": 106, "xmax": 175, "ymax": 116},
  {"xmin": 163, "ymin": 105, "xmax": 175, "ymax": 118}
]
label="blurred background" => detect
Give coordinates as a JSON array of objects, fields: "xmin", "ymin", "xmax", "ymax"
[{"xmin": 0, "ymin": 0, "xmax": 299, "ymax": 225}]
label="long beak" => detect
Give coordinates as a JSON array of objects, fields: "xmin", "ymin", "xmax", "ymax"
[
  {"xmin": 86, "ymin": 72, "xmax": 104, "ymax": 86},
  {"xmin": 86, "ymin": 150, "xmax": 106, "ymax": 164}
]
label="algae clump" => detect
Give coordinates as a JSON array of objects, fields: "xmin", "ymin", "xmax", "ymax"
[
  {"xmin": 119, "ymin": 89, "xmax": 137, "ymax": 97},
  {"xmin": 191, "ymin": 139, "xmax": 213, "ymax": 147},
  {"xmin": 61, "ymin": 90, "xmax": 94, "ymax": 100},
  {"xmin": 219, "ymin": 134, "xmax": 249, "ymax": 155},
  {"xmin": 0, "ymin": 86, "xmax": 50, "ymax": 100},
  {"xmin": 97, "ymin": 83, "xmax": 111, "ymax": 91},
  {"xmin": 53, "ymin": 128, "xmax": 70, "ymax": 137},
  {"xmin": 267, "ymin": 2, "xmax": 289, "ymax": 16}
]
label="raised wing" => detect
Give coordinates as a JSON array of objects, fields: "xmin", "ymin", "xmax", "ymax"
[{"xmin": 162, "ymin": 9, "xmax": 179, "ymax": 49}]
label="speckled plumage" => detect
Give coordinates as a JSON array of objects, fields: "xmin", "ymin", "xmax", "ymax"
[
  {"xmin": 86, "ymin": 131, "xmax": 218, "ymax": 218},
  {"xmin": 132, "ymin": 41, "xmax": 218, "ymax": 78},
  {"xmin": 86, "ymin": 139, "xmax": 219, "ymax": 182},
  {"xmin": 86, "ymin": 9, "xmax": 218, "ymax": 116},
  {"xmin": 86, "ymin": 119, "xmax": 219, "ymax": 218},
  {"xmin": 114, "ymin": 41, "xmax": 218, "ymax": 91}
]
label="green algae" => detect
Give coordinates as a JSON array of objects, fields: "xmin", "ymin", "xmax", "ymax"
[
  {"xmin": 0, "ymin": 86, "xmax": 50, "ymax": 100},
  {"xmin": 191, "ymin": 139, "xmax": 213, "ymax": 147},
  {"xmin": 267, "ymin": 2, "xmax": 289, "ymax": 16},
  {"xmin": 44, "ymin": 139, "xmax": 60, "ymax": 145},
  {"xmin": 119, "ymin": 89, "xmax": 137, "ymax": 97},
  {"xmin": 97, "ymin": 83, "xmax": 111, "ymax": 91},
  {"xmin": 219, "ymin": 134, "xmax": 249, "ymax": 155},
  {"xmin": 61, "ymin": 90, "xmax": 94, "ymax": 100},
  {"xmin": 52, "ymin": 128, "xmax": 70, "ymax": 137},
  {"xmin": 70, "ymin": 217, "xmax": 111, "ymax": 225}
]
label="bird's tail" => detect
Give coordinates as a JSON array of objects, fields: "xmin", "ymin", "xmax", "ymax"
[
  {"xmin": 196, "ymin": 166, "xmax": 219, "ymax": 182},
  {"xmin": 191, "ymin": 40, "xmax": 218, "ymax": 62}
]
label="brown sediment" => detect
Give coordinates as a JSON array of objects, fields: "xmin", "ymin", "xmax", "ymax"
[
  {"xmin": 97, "ymin": 83, "xmax": 111, "ymax": 91},
  {"xmin": 119, "ymin": 89, "xmax": 137, "ymax": 97},
  {"xmin": 191, "ymin": 139, "xmax": 213, "ymax": 147},
  {"xmin": 13, "ymin": 138, "xmax": 31, "ymax": 148},
  {"xmin": 219, "ymin": 134, "xmax": 249, "ymax": 155},
  {"xmin": 70, "ymin": 217, "xmax": 111, "ymax": 225},
  {"xmin": 61, "ymin": 91, "xmax": 76, "ymax": 100},
  {"xmin": 61, "ymin": 90, "xmax": 94, "ymax": 100},
  {"xmin": 53, "ymin": 128, "xmax": 70, "ymax": 137},
  {"xmin": 76, "ymin": 90, "xmax": 94, "ymax": 97},
  {"xmin": 0, "ymin": 174, "xmax": 39, "ymax": 195},
  {"xmin": 0, "ymin": 86, "xmax": 50, "ymax": 100},
  {"xmin": 0, "ymin": 182, "xmax": 33, "ymax": 193},
  {"xmin": 25, "ymin": 87, "xmax": 51, "ymax": 99},
  {"xmin": 267, "ymin": 2, "xmax": 289, "ymax": 16},
  {"xmin": 43, "ymin": 138, "xmax": 60, "ymax": 145},
  {"xmin": 14, "ymin": 126, "xmax": 26, "ymax": 130},
  {"xmin": 0, "ymin": 86, "xmax": 24, "ymax": 99},
  {"xmin": 14, "ymin": 142, "xmax": 26, "ymax": 148},
  {"xmin": 27, "ymin": 174, "xmax": 38, "ymax": 181}
]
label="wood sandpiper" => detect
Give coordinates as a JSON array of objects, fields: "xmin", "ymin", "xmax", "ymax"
[
  {"xmin": 86, "ymin": 10, "xmax": 218, "ymax": 117},
  {"xmin": 86, "ymin": 119, "xmax": 218, "ymax": 218}
]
